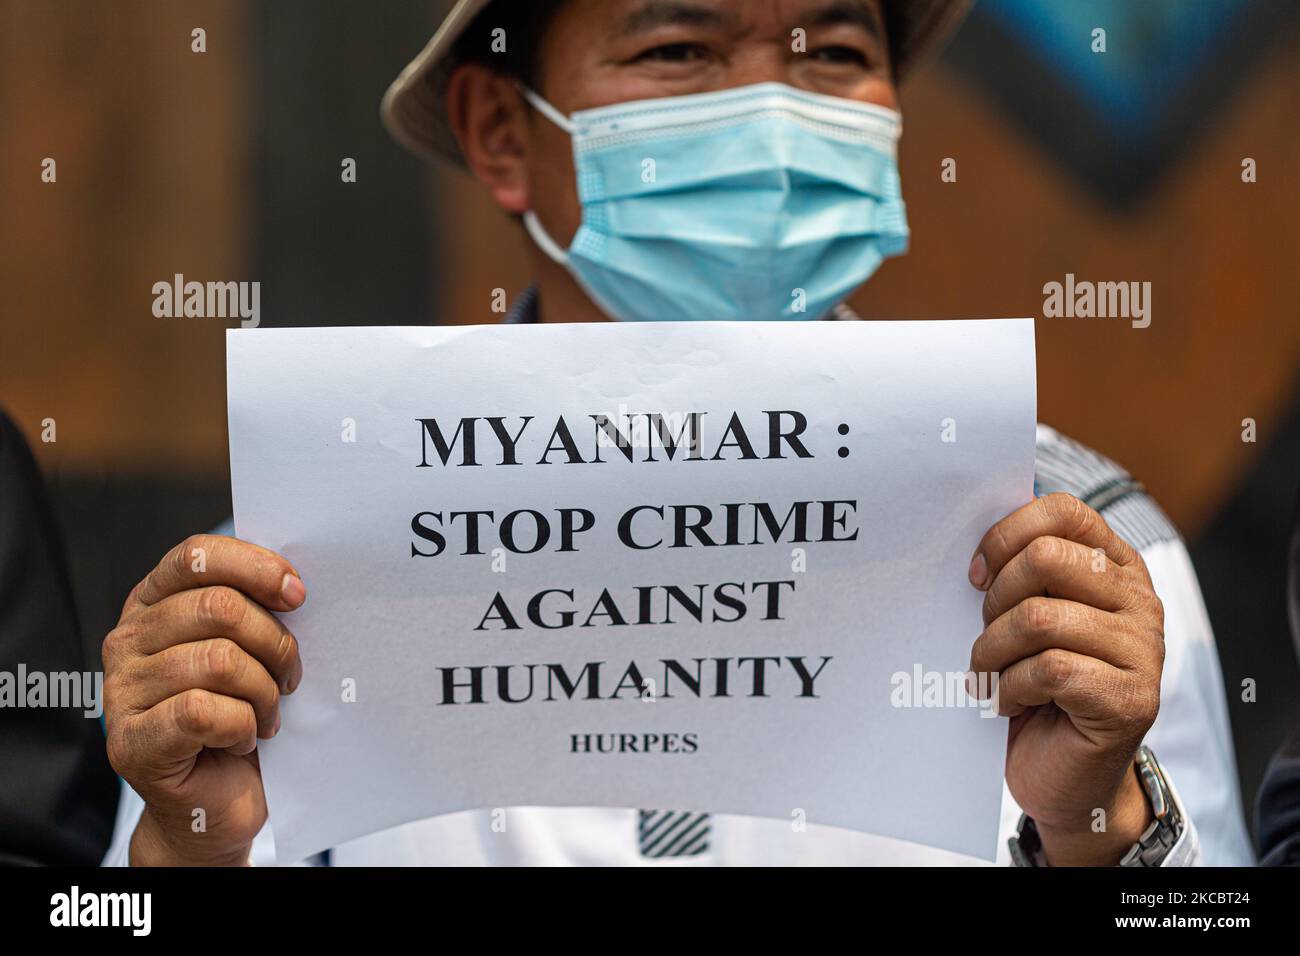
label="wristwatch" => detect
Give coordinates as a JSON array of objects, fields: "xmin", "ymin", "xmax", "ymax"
[{"xmin": 1009, "ymin": 745, "xmax": 1185, "ymax": 867}]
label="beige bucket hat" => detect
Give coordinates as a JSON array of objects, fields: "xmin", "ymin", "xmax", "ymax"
[{"xmin": 382, "ymin": 0, "xmax": 974, "ymax": 167}]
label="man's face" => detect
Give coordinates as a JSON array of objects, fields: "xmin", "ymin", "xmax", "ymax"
[{"xmin": 526, "ymin": 0, "xmax": 897, "ymax": 248}]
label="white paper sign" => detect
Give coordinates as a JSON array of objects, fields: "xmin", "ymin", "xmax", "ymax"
[{"xmin": 227, "ymin": 320, "xmax": 1036, "ymax": 863}]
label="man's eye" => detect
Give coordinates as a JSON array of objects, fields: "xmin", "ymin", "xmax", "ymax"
[
  {"xmin": 635, "ymin": 43, "xmax": 710, "ymax": 64},
  {"xmin": 810, "ymin": 45, "xmax": 870, "ymax": 66}
]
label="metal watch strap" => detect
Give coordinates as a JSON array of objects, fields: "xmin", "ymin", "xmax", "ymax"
[
  {"xmin": 1008, "ymin": 813, "xmax": 1045, "ymax": 867},
  {"xmin": 1118, "ymin": 745, "xmax": 1184, "ymax": 867},
  {"xmin": 1008, "ymin": 745, "xmax": 1183, "ymax": 867}
]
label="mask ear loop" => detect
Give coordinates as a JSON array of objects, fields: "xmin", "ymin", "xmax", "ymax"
[
  {"xmin": 516, "ymin": 83, "xmax": 575, "ymax": 134},
  {"xmin": 523, "ymin": 210, "xmax": 571, "ymax": 265},
  {"xmin": 515, "ymin": 83, "xmax": 577, "ymax": 265}
]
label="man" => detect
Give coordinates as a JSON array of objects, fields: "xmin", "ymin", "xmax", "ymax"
[
  {"xmin": 0, "ymin": 409, "xmax": 119, "ymax": 865},
  {"xmin": 1255, "ymin": 493, "xmax": 1300, "ymax": 866},
  {"xmin": 102, "ymin": 0, "xmax": 1251, "ymax": 866}
]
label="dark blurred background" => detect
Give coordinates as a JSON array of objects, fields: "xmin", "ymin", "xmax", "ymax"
[{"xmin": 2, "ymin": 0, "xmax": 1297, "ymax": 829}]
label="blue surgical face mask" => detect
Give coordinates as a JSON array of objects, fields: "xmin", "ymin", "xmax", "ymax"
[{"xmin": 520, "ymin": 81, "xmax": 909, "ymax": 322}]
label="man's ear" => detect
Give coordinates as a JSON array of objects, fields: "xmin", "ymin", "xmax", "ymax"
[{"xmin": 446, "ymin": 64, "xmax": 532, "ymax": 215}]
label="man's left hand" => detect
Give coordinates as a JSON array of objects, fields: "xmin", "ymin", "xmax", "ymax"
[{"xmin": 968, "ymin": 492, "xmax": 1165, "ymax": 865}]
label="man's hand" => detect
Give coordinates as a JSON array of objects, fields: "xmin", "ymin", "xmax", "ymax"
[
  {"xmin": 103, "ymin": 535, "xmax": 305, "ymax": 866},
  {"xmin": 968, "ymin": 493, "xmax": 1164, "ymax": 866}
]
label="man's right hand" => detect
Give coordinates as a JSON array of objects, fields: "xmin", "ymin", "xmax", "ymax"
[{"xmin": 103, "ymin": 535, "xmax": 306, "ymax": 866}]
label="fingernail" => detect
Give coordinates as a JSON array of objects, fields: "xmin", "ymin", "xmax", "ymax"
[
  {"xmin": 281, "ymin": 573, "xmax": 306, "ymax": 608},
  {"xmin": 272, "ymin": 713, "xmax": 281, "ymax": 736},
  {"xmin": 968, "ymin": 552, "xmax": 989, "ymax": 589}
]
